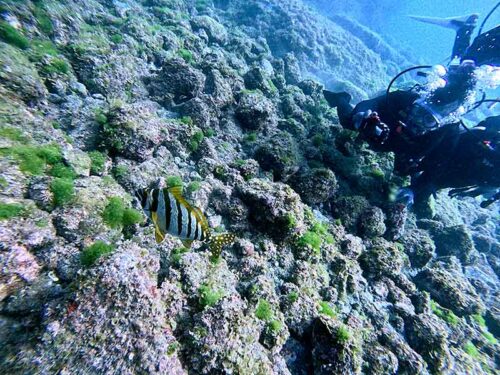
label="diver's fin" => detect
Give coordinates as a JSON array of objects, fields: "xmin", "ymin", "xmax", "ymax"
[
  {"xmin": 323, "ymin": 90, "xmax": 352, "ymax": 108},
  {"xmin": 208, "ymin": 233, "xmax": 236, "ymax": 258},
  {"xmin": 409, "ymin": 14, "xmax": 479, "ymax": 31},
  {"xmin": 182, "ymin": 239, "xmax": 193, "ymax": 248}
]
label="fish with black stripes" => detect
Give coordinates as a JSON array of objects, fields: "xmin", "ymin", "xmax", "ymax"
[{"xmin": 135, "ymin": 186, "xmax": 236, "ymax": 258}]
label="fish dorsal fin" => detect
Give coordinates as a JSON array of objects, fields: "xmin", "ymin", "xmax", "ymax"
[{"xmin": 167, "ymin": 186, "xmax": 210, "ymax": 234}]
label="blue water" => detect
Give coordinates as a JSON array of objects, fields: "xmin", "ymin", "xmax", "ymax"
[
  {"xmin": 314, "ymin": 0, "xmax": 499, "ymax": 63},
  {"xmin": 377, "ymin": 0, "xmax": 499, "ymax": 63}
]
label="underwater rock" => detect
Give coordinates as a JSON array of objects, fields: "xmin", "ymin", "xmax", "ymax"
[
  {"xmin": 33, "ymin": 242, "xmax": 186, "ymax": 375},
  {"xmin": 0, "ymin": 201, "xmax": 56, "ymax": 250},
  {"xmin": 149, "ymin": 57, "xmax": 206, "ymax": 105},
  {"xmin": 400, "ymin": 229, "xmax": 436, "ymax": 269},
  {"xmin": 237, "ymin": 178, "xmax": 304, "ymax": 240},
  {"xmin": 62, "ymin": 148, "xmax": 91, "ymax": 177},
  {"xmin": 235, "ymin": 91, "xmax": 276, "ymax": 130},
  {"xmin": 379, "ymin": 327, "xmax": 427, "ymax": 375},
  {"xmin": 384, "ymin": 203, "xmax": 408, "ymax": 241},
  {"xmin": 254, "ymin": 131, "xmax": 300, "ymax": 181},
  {"xmin": 311, "ymin": 317, "xmax": 362, "ymax": 374},
  {"xmin": 432, "ymin": 225, "xmax": 477, "ymax": 264},
  {"xmin": 290, "ymin": 168, "xmax": 337, "ymax": 205},
  {"xmin": 203, "ymin": 69, "xmax": 235, "ymax": 109},
  {"xmin": 331, "ymin": 195, "xmax": 370, "ymax": 233},
  {"xmin": 100, "ymin": 100, "xmax": 163, "ymax": 161},
  {"xmin": 191, "ymin": 16, "xmax": 228, "ymax": 45},
  {"xmin": 414, "ymin": 260, "xmax": 485, "ymax": 316},
  {"xmin": 186, "ymin": 295, "xmax": 273, "ymax": 374},
  {"xmin": 0, "ymin": 44, "xmax": 47, "ymax": 104},
  {"xmin": 404, "ymin": 314, "xmax": 451, "ymax": 374},
  {"xmin": 360, "ymin": 239, "xmax": 405, "ymax": 279},
  {"xmin": 178, "ymin": 96, "xmax": 219, "ymax": 131},
  {"xmin": 341, "ymin": 234, "xmax": 365, "ymax": 259},
  {"xmin": 0, "ymin": 160, "xmax": 28, "ymax": 199},
  {"xmin": 0, "ymin": 245, "xmax": 41, "ymax": 302},
  {"xmin": 358, "ymin": 206, "xmax": 386, "ymax": 238},
  {"xmin": 283, "ymin": 53, "xmax": 302, "ymax": 85},
  {"xmin": 362, "ymin": 343, "xmax": 399, "ymax": 375},
  {"xmin": 244, "ymin": 66, "xmax": 277, "ymax": 97}
]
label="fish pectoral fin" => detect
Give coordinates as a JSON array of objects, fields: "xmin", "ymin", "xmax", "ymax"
[
  {"xmin": 182, "ymin": 240, "xmax": 193, "ymax": 248},
  {"xmin": 155, "ymin": 229, "xmax": 165, "ymax": 243},
  {"xmin": 151, "ymin": 211, "xmax": 165, "ymax": 243}
]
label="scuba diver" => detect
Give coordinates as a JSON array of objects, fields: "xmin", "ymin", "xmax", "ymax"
[
  {"xmin": 324, "ymin": 2, "xmax": 500, "ymax": 209},
  {"xmin": 408, "ymin": 115, "xmax": 500, "ymax": 210}
]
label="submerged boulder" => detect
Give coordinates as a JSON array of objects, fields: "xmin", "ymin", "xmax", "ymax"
[
  {"xmin": 311, "ymin": 317, "xmax": 362, "ymax": 374},
  {"xmin": 290, "ymin": 168, "xmax": 338, "ymax": 205},
  {"xmin": 358, "ymin": 206, "xmax": 386, "ymax": 238},
  {"xmin": 148, "ymin": 58, "xmax": 206, "ymax": 104},
  {"xmin": 237, "ymin": 178, "xmax": 304, "ymax": 240},
  {"xmin": 404, "ymin": 314, "xmax": 451, "ymax": 374},
  {"xmin": 414, "ymin": 260, "xmax": 485, "ymax": 316},
  {"xmin": 254, "ymin": 131, "xmax": 300, "ymax": 181},
  {"xmin": 235, "ymin": 91, "xmax": 276, "ymax": 130},
  {"xmin": 33, "ymin": 243, "xmax": 186, "ymax": 374},
  {"xmin": 331, "ymin": 195, "xmax": 370, "ymax": 233},
  {"xmin": 400, "ymin": 229, "xmax": 436, "ymax": 269},
  {"xmin": 432, "ymin": 225, "xmax": 476, "ymax": 264}
]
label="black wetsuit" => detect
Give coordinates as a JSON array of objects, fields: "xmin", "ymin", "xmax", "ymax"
[
  {"xmin": 411, "ymin": 116, "xmax": 500, "ymax": 203},
  {"xmin": 328, "ymin": 89, "xmax": 440, "ymax": 173},
  {"xmin": 463, "ymin": 25, "xmax": 500, "ymax": 66}
]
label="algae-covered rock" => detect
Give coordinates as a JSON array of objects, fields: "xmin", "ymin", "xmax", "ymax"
[
  {"xmin": 254, "ymin": 131, "xmax": 300, "ymax": 181},
  {"xmin": 331, "ymin": 195, "xmax": 370, "ymax": 233},
  {"xmin": 32, "ymin": 243, "xmax": 186, "ymax": 374},
  {"xmin": 414, "ymin": 260, "xmax": 485, "ymax": 316},
  {"xmin": 0, "ymin": 43, "xmax": 47, "ymax": 103},
  {"xmin": 404, "ymin": 314, "xmax": 451, "ymax": 374},
  {"xmin": 362, "ymin": 343, "xmax": 399, "ymax": 375},
  {"xmin": 312, "ymin": 317, "xmax": 362, "ymax": 374},
  {"xmin": 360, "ymin": 238, "xmax": 405, "ymax": 278},
  {"xmin": 99, "ymin": 100, "xmax": 164, "ymax": 161},
  {"xmin": 358, "ymin": 206, "xmax": 386, "ymax": 238},
  {"xmin": 235, "ymin": 91, "xmax": 276, "ymax": 130},
  {"xmin": 0, "ymin": 244, "xmax": 41, "ymax": 302},
  {"xmin": 379, "ymin": 327, "xmax": 427, "ymax": 374},
  {"xmin": 149, "ymin": 58, "xmax": 206, "ymax": 105},
  {"xmin": 400, "ymin": 229, "xmax": 436, "ymax": 269},
  {"xmin": 432, "ymin": 225, "xmax": 476, "ymax": 264},
  {"xmin": 186, "ymin": 295, "xmax": 273, "ymax": 374},
  {"xmin": 244, "ymin": 66, "xmax": 277, "ymax": 97},
  {"xmin": 290, "ymin": 168, "xmax": 337, "ymax": 205},
  {"xmin": 191, "ymin": 15, "xmax": 228, "ymax": 45},
  {"xmin": 237, "ymin": 178, "xmax": 304, "ymax": 240},
  {"xmin": 283, "ymin": 53, "xmax": 302, "ymax": 85}
]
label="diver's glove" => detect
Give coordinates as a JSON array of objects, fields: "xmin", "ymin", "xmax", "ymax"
[{"xmin": 354, "ymin": 110, "xmax": 390, "ymax": 144}]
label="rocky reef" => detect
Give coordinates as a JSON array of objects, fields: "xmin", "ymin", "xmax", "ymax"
[{"xmin": 0, "ymin": 0, "xmax": 498, "ymax": 374}]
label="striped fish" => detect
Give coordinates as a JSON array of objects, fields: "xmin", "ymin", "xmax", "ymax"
[{"xmin": 135, "ymin": 186, "xmax": 236, "ymax": 258}]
